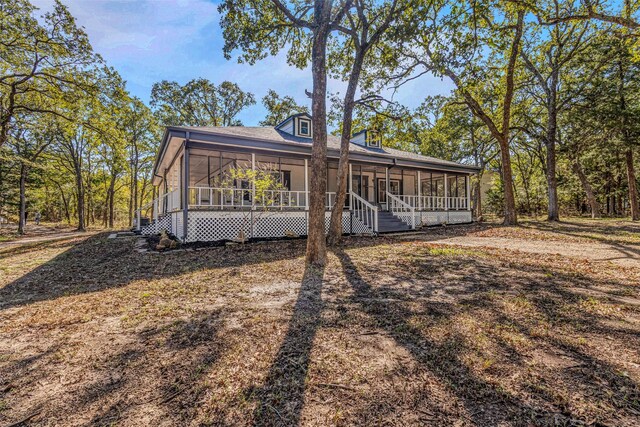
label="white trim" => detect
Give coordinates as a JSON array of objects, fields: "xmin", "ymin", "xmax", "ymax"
[
  {"xmin": 444, "ymin": 173, "xmax": 449, "ymax": 211},
  {"xmin": 297, "ymin": 117, "xmax": 312, "ymax": 137},
  {"xmin": 304, "ymin": 158, "xmax": 309, "ymax": 209}
]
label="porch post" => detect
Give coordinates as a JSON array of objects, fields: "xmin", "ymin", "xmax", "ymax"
[
  {"xmin": 348, "ymin": 163, "xmax": 353, "ymax": 209},
  {"xmin": 444, "ymin": 173, "xmax": 449, "ymax": 211},
  {"xmin": 466, "ymin": 175, "xmax": 471, "ymax": 210},
  {"xmin": 251, "ymin": 153, "xmax": 256, "ymax": 210},
  {"xmin": 304, "ymin": 158, "xmax": 309, "ymax": 209},
  {"xmin": 182, "ymin": 136, "xmax": 190, "ymax": 241},
  {"xmin": 385, "ymin": 167, "xmax": 390, "ymax": 211},
  {"xmin": 417, "ymin": 171, "xmax": 421, "ymax": 210}
]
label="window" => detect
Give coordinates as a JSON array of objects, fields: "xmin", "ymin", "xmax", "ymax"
[
  {"xmin": 367, "ymin": 131, "xmax": 381, "ymax": 148},
  {"xmin": 280, "ymin": 170, "xmax": 291, "ymax": 191},
  {"xmin": 298, "ymin": 118, "xmax": 311, "ymax": 137}
]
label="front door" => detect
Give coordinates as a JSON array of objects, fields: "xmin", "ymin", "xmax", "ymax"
[
  {"xmin": 352, "ymin": 175, "xmax": 369, "ymax": 201},
  {"xmin": 377, "ymin": 179, "xmax": 400, "ymax": 205}
]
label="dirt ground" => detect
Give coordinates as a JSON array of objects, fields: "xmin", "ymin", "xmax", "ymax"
[
  {"xmin": 1, "ymin": 219, "xmax": 639, "ymax": 426},
  {"xmin": 0, "ymin": 223, "xmax": 97, "ymax": 248}
]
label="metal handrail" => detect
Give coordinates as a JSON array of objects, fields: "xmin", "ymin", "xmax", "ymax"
[{"xmin": 387, "ymin": 192, "xmax": 415, "ymax": 229}]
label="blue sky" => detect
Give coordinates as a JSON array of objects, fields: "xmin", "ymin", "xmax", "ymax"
[{"xmin": 32, "ymin": 0, "xmax": 454, "ymax": 126}]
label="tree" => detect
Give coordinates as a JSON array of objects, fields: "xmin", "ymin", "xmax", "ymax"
[
  {"xmin": 115, "ymin": 97, "xmax": 158, "ymax": 226},
  {"xmin": 150, "ymin": 78, "xmax": 255, "ymax": 127},
  {"xmin": 520, "ymin": 0, "xmax": 601, "ymax": 221},
  {"xmin": 401, "ymin": 1, "xmax": 525, "ymax": 225},
  {"xmin": 327, "ymin": 0, "xmax": 407, "ymax": 246},
  {"xmin": 6, "ymin": 115, "xmax": 54, "ymax": 233},
  {"xmin": 220, "ymin": 0, "xmax": 352, "ymax": 266},
  {"xmin": 259, "ymin": 89, "xmax": 308, "ymax": 126},
  {"xmin": 0, "ymin": 0, "xmax": 99, "ymax": 151}
]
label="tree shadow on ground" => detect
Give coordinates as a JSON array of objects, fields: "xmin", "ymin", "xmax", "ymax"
[
  {"xmin": 333, "ymin": 246, "xmax": 640, "ymax": 425},
  {"xmin": 250, "ymin": 264, "xmax": 325, "ymax": 427},
  {"xmin": 76, "ymin": 310, "xmax": 225, "ymax": 426},
  {"xmin": 333, "ymin": 247, "xmax": 536, "ymax": 425},
  {"xmin": 0, "ymin": 233, "xmax": 382, "ymax": 311}
]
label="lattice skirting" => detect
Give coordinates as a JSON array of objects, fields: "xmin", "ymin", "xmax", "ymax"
[
  {"xmin": 322, "ymin": 212, "xmax": 371, "ymax": 235},
  {"xmin": 415, "ymin": 211, "xmax": 472, "ymax": 226},
  {"xmin": 161, "ymin": 210, "xmax": 378, "ymax": 243},
  {"xmin": 140, "ymin": 210, "xmax": 469, "ymax": 242},
  {"xmin": 140, "ymin": 214, "xmax": 171, "ymax": 235}
]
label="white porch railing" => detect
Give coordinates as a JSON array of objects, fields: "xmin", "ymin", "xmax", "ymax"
[
  {"xmin": 188, "ymin": 187, "xmax": 309, "ymax": 210},
  {"xmin": 187, "ymin": 187, "xmax": 352, "ymax": 211},
  {"xmin": 350, "ymin": 192, "xmax": 378, "ymax": 233},
  {"xmin": 387, "ymin": 192, "xmax": 415, "ymax": 229},
  {"xmin": 398, "ymin": 195, "xmax": 468, "ymax": 210},
  {"xmin": 448, "ymin": 197, "xmax": 468, "ymax": 210}
]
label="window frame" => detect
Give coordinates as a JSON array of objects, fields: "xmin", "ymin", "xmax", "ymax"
[{"xmin": 297, "ymin": 118, "xmax": 311, "ymax": 137}]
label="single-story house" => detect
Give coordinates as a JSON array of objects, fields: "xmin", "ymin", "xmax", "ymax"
[{"xmin": 137, "ymin": 113, "xmax": 479, "ymax": 242}]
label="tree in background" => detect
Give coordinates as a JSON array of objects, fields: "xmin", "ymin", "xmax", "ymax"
[
  {"xmin": 0, "ymin": 0, "xmax": 100, "ymax": 151},
  {"xmin": 391, "ymin": 0, "xmax": 525, "ymax": 225},
  {"xmin": 259, "ymin": 89, "xmax": 308, "ymax": 126},
  {"xmin": 150, "ymin": 78, "xmax": 255, "ymax": 127},
  {"xmin": 6, "ymin": 115, "xmax": 55, "ymax": 233}
]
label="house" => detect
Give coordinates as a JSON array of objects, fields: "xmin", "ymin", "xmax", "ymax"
[{"xmin": 136, "ymin": 113, "xmax": 479, "ymax": 242}]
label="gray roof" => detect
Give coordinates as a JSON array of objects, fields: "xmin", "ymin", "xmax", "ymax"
[{"xmin": 163, "ymin": 125, "xmax": 479, "ymax": 173}]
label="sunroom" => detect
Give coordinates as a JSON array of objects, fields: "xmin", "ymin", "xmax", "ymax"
[{"xmin": 137, "ymin": 114, "xmax": 479, "ymax": 242}]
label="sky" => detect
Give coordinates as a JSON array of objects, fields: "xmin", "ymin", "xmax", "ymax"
[{"xmin": 31, "ymin": 0, "xmax": 454, "ymax": 126}]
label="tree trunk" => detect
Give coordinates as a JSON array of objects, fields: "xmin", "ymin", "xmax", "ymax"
[
  {"xmin": 74, "ymin": 163, "xmax": 85, "ymax": 231},
  {"xmin": 328, "ymin": 53, "xmax": 364, "ymax": 246},
  {"xmin": 474, "ymin": 174, "xmax": 483, "ymax": 220},
  {"xmin": 572, "ymin": 157, "xmax": 601, "ymax": 218},
  {"xmin": 305, "ymin": 7, "xmax": 331, "ymax": 267},
  {"xmin": 18, "ymin": 163, "xmax": 28, "ymax": 234},
  {"xmin": 546, "ymin": 72, "xmax": 560, "ymax": 221},
  {"xmin": 626, "ymin": 148, "xmax": 639, "ymax": 220},
  {"xmin": 498, "ymin": 136, "xmax": 518, "ymax": 225},
  {"xmin": 108, "ymin": 173, "xmax": 116, "ymax": 228}
]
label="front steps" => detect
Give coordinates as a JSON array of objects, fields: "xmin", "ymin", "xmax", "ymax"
[{"xmin": 377, "ymin": 210, "xmax": 412, "ymax": 233}]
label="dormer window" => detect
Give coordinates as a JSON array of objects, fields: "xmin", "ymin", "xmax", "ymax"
[
  {"xmin": 351, "ymin": 129, "xmax": 382, "ymax": 148},
  {"xmin": 366, "ymin": 130, "xmax": 381, "ymax": 148},
  {"xmin": 275, "ymin": 113, "xmax": 313, "ymax": 139},
  {"xmin": 298, "ymin": 118, "xmax": 311, "ymax": 137}
]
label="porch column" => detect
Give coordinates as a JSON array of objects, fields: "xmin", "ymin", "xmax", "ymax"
[
  {"xmin": 304, "ymin": 158, "xmax": 309, "ymax": 209},
  {"xmin": 417, "ymin": 171, "xmax": 421, "ymax": 210},
  {"xmin": 182, "ymin": 137, "xmax": 190, "ymax": 241},
  {"xmin": 466, "ymin": 175, "xmax": 471, "ymax": 210},
  {"xmin": 251, "ymin": 153, "xmax": 256, "ymax": 210},
  {"xmin": 444, "ymin": 173, "xmax": 449, "ymax": 211},
  {"xmin": 385, "ymin": 167, "xmax": 390, "ymax": 211},
  {"xmin": 348, "ymin": 163, "xmax": 353, "ymax": 209}
]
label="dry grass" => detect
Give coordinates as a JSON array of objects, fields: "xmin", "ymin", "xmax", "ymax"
[{"xmin": 1, "ymin": 220, "xmax": 640, "ymax": 426}]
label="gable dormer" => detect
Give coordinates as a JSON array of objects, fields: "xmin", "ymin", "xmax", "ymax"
[
  {"xmin": 351, "ymin": 129, "xmax": 381, "ymax": 149},
  {"xmin": 275, "ymin": 113, "xmax": 313, "ymax": 138}
]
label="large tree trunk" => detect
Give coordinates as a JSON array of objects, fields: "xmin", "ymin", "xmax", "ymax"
[
  {"xmin": 18, "ymin": 163, "xmax": 28, "ymax": 234},
  {"xmin": 626, "ymin": 148, "xmax": 639, "ymax": 220},
  {"xmin": 305, "ymin": 5, "xmax": 331, "ymax": 267},
  {"xmin": 328, "ymin": 53, "xmax": 364, "ymax": 246},
  {"xmin": 572, "ymin": 157, "xmax": 601, "ymax": 218}
]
